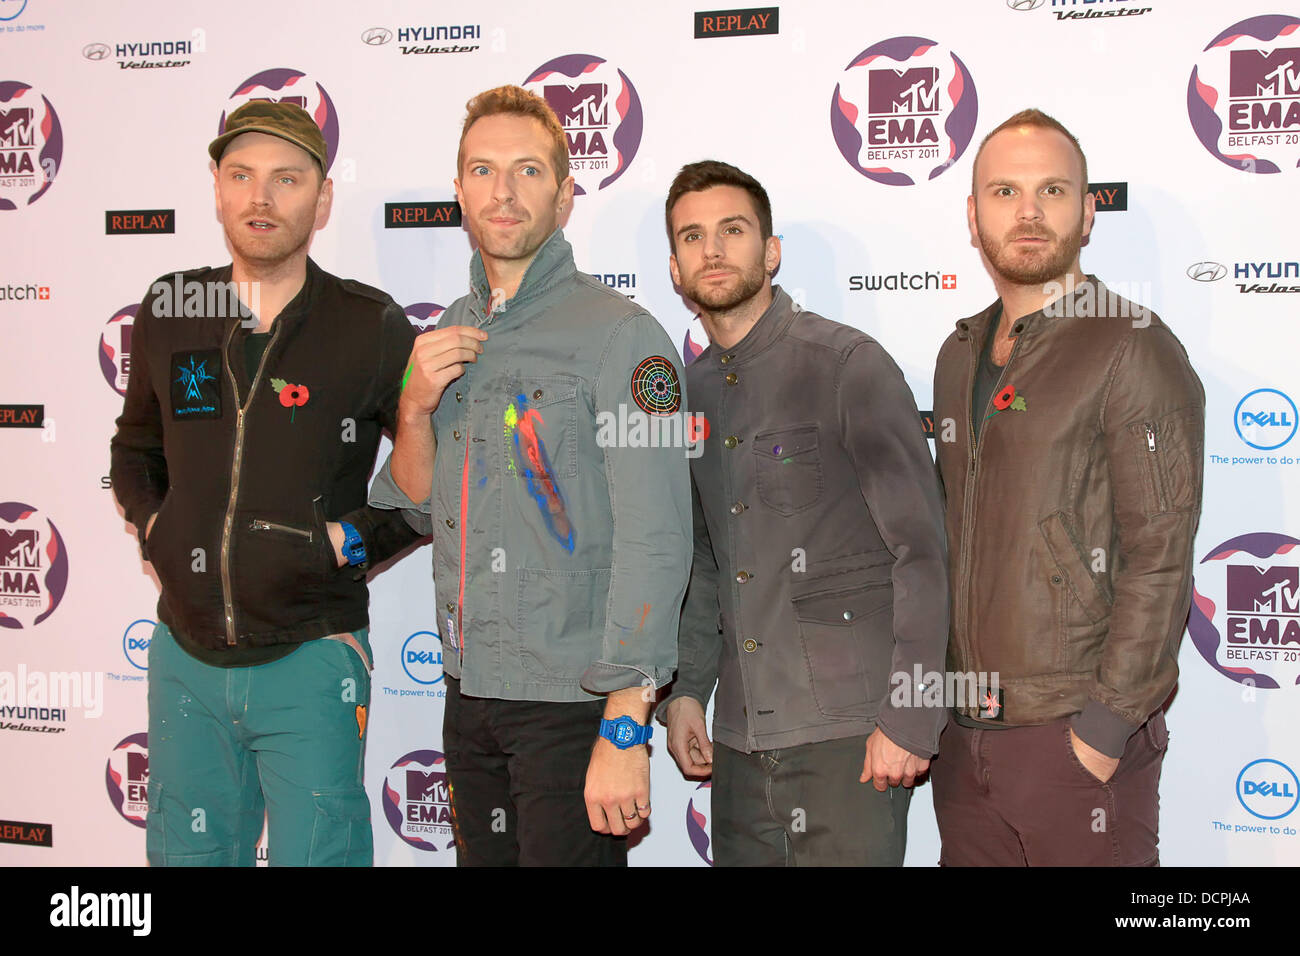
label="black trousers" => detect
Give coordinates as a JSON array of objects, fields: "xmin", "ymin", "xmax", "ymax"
[
  {"xmin": 442, "ymin": 676, "xmax": 626, "ymax": 866},
  {"xmin": 712, "ymin": 733, "xmax": 911, "ymax": 866}
]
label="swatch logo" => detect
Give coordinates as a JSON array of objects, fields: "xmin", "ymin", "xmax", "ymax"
[
  {"xmin": 106, "ymin": 209, "xmax": 174, "ymax": 235},
  {"xmin": 694, "ymin": 7, "xmax": 779, "ymax": 38}
]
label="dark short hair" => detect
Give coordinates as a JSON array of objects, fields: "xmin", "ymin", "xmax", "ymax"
[
  {"xmin": 970, "ymin": 108, "xmax": 1088, "ymax": 198},
  {"xmin": 665, "ymin": 160, "xmax": 772, "ymax": 253}
]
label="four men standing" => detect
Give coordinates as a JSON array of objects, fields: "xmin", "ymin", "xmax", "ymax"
[{"xmin": 112, "ymin": 91, "xmax": 1204, "ymax": 866}]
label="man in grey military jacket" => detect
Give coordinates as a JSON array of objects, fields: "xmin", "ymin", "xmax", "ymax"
[
  {"xmin": 369, "ymin": 86, "xmax": 691, "ymax": 865},
  {"xmin": 659, "ymin": 161, "xmax": 949, "ymax": 866}
]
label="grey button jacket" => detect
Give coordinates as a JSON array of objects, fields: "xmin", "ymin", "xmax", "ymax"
[
  {"xmin": 370, "ymin": 230, "xmax": 692, "ymax": 702},
  {"xmin": 664, "ymin": 287, "xmax": 949, "ymax": 756}
]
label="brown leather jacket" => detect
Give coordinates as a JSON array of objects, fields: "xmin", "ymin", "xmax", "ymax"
[{"xmin": 933, "ymin": 276, "xmax": 1204, "ymax": 757}]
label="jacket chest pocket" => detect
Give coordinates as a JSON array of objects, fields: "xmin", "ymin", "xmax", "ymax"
[
  {"xmin": 504, "ymin": 377, "xmax": 579, "ymax": 481},
  {"xmin": 792, "ymin": 566, "xmax": 893, "ymax": 718},
  {"xmin": 752, "ymin": 423, "xmax": 823, "ymax": 516}
]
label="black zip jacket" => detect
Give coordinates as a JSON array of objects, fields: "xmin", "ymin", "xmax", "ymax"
[{"xmin": 110, "ymin": 259, "xmax": 421, "ymax": 652}]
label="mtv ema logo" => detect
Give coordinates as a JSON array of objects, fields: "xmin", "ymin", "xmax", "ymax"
[
  {"xmin": 1189, "ymin": 532, "xmax": 1300, "ymax": 690},
  {"xmin": 1188, "ymin": 14, "xmax": 1300, "ymax": 174},
  {"xmin": 219, "ymin": 68, "xmax": 340, "ymax": 171},
  {"xmin": 105, "ymin": 733, "xmax": 149, "ymax": 827},
  {"xmin": 831, "ymin": 36, "xmax": 978, "ymax": 186},
  {"xmin": 0, "ymin": 502, "xmax": 69, "ymax": 629},
  {"xmin": 404, "ymin": 302, "xmax": 446, "ymax": 337},
  {"xmin": 686, "ymin": 780, "xmax": 713, "ymax": 865},
  {"xmin": 523, "ymin": 54, "xmax": 643, "ymax": 195},
  {"xmin": 0, "ymin": 80, "xmax": 63, "ymax": 209},
  {"xmin": 382, "ymin": 750, "xmax": 455, "ymax": 851},
  {"xmin": 99, "ymin": 304, "xmax": 138, "ymax": 396}
]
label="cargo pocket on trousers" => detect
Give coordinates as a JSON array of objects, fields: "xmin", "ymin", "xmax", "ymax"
[{"xmin": 307, "ymin": 789, "xmax": 373, "ymax": 867}]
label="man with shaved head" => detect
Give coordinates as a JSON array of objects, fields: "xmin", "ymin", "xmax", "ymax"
[{"xmin": 930, "ymin": 109, "xmax": 1205, "ymax": 866}]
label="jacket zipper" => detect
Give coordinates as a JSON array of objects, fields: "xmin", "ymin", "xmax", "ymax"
[
  {"xmin": 220, "ymin": 319, "xmax": 284, "ymax": 645},
  {"xmin": 1144, "ymin": 423, "xmax": 1167, "ymax": 511},
  {"xmin": 249, "ymin": 518, "xmax": 313, "ymax": 541},
  {"xmin": 955, "ymin": 320, "xmax": 1023, "ymax": 698},
  {"xmin": 457, "ymin": 422, "xmax": 470, "ymax": 654}
]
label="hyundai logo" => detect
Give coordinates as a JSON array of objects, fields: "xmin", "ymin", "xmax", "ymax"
[
  {"xmin": 361, "ymin": 27, "xmax": 392, "ymax": 45},
  {"xmin": 1187, "ymin": 261, "xmax": 1227, "ymax": 282},
  {"xmin": 1007, "ymin": 0, "xmax": 1044, "ymax": 10},
  {"xmin": 82, "ymin": 42, "xmax": 111, "ymax": 61}
]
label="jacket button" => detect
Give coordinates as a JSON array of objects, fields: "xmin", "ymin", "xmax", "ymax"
[
  {"xmin": 1051, "ymin": 574, "xmax": 1062, "ymax": 585},
  {"xmin": 724, "ymin": 372, "xmax": 738, "ymax": 385},
  {"xmin": 724, "ymin": 435, "xmax": 738, "ymax": 449},
  {"xmin": 446, "ymin": 518, "xmax": 456, "ymax": 529},
  {"xmin": 730, "ymin": 501, "xmax": 746, "ymax": 515},
  {"xmin": 453, "ymin": 430, "xmax": 461, "ymax": 440},
  {"xmin": 842, "ymin": 610, "xmax": 854, "ymax": 622},
  {"xmin": 743, "ymin": 638, "xmax": 757, "ymax": 653},
  {"xmin": 720, "ymin": 354, "xmax": 732, "ymax": 365},
  {"xmin": 455, "ymin": 391, "xmax": 463, "ymax": 402},
  {"xmin": 736, "ymin": 570, "xmax": 751, "ymax": 583},
  {"xmin": 533, "ymin": 389, "xmax": 543, "ymax": 400},
  {"xmin": 446, "ymin": 602, "xmax": 455, "ymax": 613}
]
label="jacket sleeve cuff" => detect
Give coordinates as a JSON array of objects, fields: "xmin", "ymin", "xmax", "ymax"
[
  {"xmin": 368, "ymin": 456, "xmax": 433, "ymax": 536},
  {"xmin": 1071, "ymin": 700, "xmax": 1138, "ymax": 759},
  {"xmin": 655, "ymin": 688, "xmax": 712, "ymax": 727},
  {"xmin": 580, "ymin": 661, "xmax": 673, "ymax": 696},
  {"xmin": 875, "ymin": 704, "xmax": 948, "ymax": 759}
]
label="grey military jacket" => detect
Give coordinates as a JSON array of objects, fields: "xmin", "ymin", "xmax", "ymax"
[
  {"xmin": 664, "ymin": 287, "xmax": 949, "ymax": 755},
  {"xmin": 370, "ymin": 230, "xmax": 691, "ymax": 702}
]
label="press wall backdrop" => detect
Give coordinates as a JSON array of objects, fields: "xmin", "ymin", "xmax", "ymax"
[{"xmin": 2, "ymin": 0, "xmax": 1298, "ymax": 866}]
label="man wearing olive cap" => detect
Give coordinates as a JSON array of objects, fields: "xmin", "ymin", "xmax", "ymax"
[{"xmin": 111, "ymin": 101, "xmax": 420, "ymax": 866}]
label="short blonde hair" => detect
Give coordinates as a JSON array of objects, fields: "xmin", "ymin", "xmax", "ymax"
[{"xmin": 457, "ymin": 85, "xmax": 569, "ymax": 183}]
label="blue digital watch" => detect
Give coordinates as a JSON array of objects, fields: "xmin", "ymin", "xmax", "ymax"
[
  {"xmin": 339, "ymin": 521, "xmax": 366, "ymax": 566},
  {"xmin": 599, "ymin": 715, "xmax": 653, "ymax": 749}
]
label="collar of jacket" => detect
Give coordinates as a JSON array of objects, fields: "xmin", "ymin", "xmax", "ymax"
[
  {"xmin": 706, "ymin": 284, "xmax": 800, "ymax": 369},
  {"xmin": 467, "ymin": 228, "xmax": 576, "ymax": 326},
  {"xmin": 219, "ymin": 256, "xmax": 324, "ymax": 335},
  {"xmin": 954, "ymin": 273, "xmax": 1102, "ymax": 342}
]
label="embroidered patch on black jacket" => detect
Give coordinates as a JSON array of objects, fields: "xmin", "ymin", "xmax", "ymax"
[{"xmin": 170, "ymin": 349, "xmax": 223, "ymax": 420}]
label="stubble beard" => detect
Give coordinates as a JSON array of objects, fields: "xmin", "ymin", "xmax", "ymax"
[
  {"xmin": 979, "ymin": 215, "xmax": 1084, "ymax": 287},
  {"xmin": 684, "ymin": 259, "xmax": 767, "ymax": 316}
]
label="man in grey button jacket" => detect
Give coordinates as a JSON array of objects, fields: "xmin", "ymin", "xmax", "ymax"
[
  {"xmin": 369, "ymin": 86, "xmax": 691, "ymax": 866},
  {"xmin": 659, "ymin": 161, "xmax": 949, "ymax": 865}
]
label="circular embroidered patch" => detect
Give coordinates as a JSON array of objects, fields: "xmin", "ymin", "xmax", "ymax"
[{"xmin": 630, "ymin": 355, "xmax": 681, "ymax": 416}]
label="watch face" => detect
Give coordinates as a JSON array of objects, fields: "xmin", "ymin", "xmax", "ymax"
[{"xmin": 614, "ymin": 718, "xmax": 636, "ymax": 746}]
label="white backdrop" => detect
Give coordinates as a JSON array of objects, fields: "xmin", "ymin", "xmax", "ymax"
[{"xmin": 2, "ymin": 0, "xmax": 1297, "ymax": 866}]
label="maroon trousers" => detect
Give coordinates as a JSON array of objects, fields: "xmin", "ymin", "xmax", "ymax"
[{"xmin": 930, "ymin": 712, "xmax": 1168, "ymax": 866}]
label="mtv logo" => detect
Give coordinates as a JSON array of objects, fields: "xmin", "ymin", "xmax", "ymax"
[
  {"xmin": 868, "ymin": 68, "xmax": 939, "ymax": 115},
  {"xmin": 406, "ymin": 769, "xmax": 445, "ymax": 802},
  {"xmin": 0, "ymin": 529, "xmax": 39, "ymax": 570},
  {"xmin": 127, "ymin": 751, "xmax": 150, "ymax": 783},
  {"xmin": 0, "ymin": 108, "xmax": 35, "ymax": 149},
  {"xmin": 543, "ymin": 83, "xmax": 608, "ymax": 129},
  {"xmin": 1230, "ymin": 48, "xmax": 1300, "ymax": 98},
  {"xmin": 1227, "ymin": 565, "xmax": 1300, "ymax": 614},
  {"xmin": 246, "ymin": 95, "xmax": 309, "ymax": 110}
]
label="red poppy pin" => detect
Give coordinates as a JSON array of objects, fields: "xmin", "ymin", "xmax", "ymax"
[
  {"xmin": 270, "ymin": 378, "xmax": 310, "ymax": 422},
  {"xmin": 986, "ymin": 384, "xmax": 1027, "ymax": 419}
]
